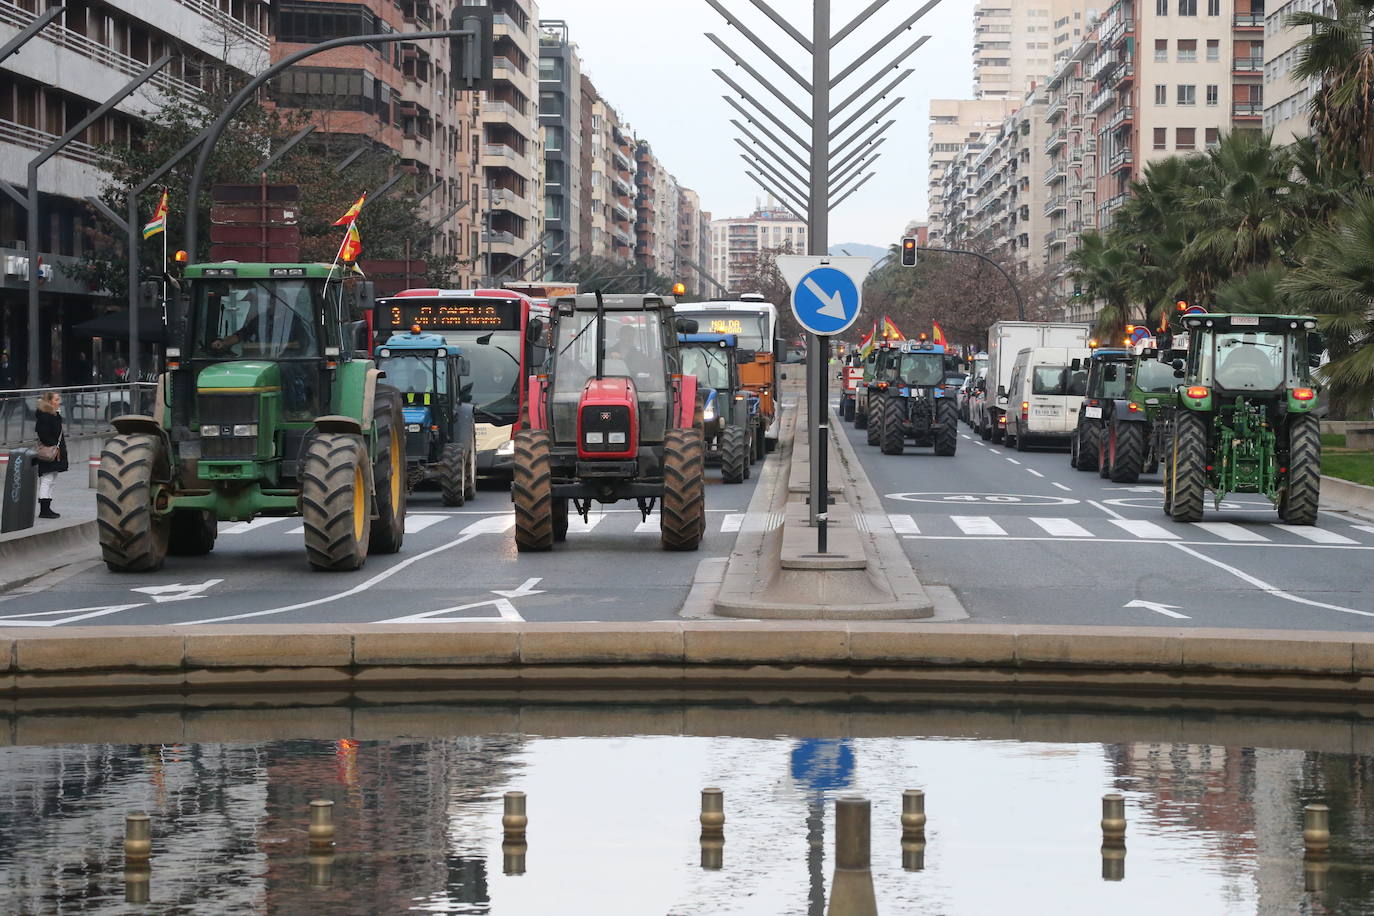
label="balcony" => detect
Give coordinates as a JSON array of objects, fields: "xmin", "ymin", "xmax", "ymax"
[
  {"xmin": 1089, "ymin": 89, "xmax": 1116, "ymax": 114},
  {"xmin": 1044, "ymin": 194, "xmax": 1068, "ymax": 216},
  {"xmin": 613, "ymin": 147, "xmax": 635, "ymax": 171},
  {"xmin": 1106, "ymin": 106, "xmax": 1135, "ymax": 131},
  {"xmin": 1090, "ymin": 52, "xmax": 1118, "ymax": 80},
  {"xmin": 482, "ymin": 230, "xmax": 517, "ymax": 246},
  {"xmin": 1047, "ymin": 95, "xmax": 1068, "ymax": 122},
  {"xmin": 1045, "ymin": 228, "xmax": 1069, "ymax": 248},
  {"xmin": 492, "ymin": 57, "xmax": 524, "ymax": 80},
  {"xmin": 1110, "ymin": 147, "xmax": 1134, "ymax": 172},
  {"xmin": 1233, "ymin": 12, "xmax": 1264, "ymax": 27},
  {"xmin": 482, "ymin": 143, "xmax": 520, "ymax": 161},
  {"xmin": 1233, "ymin": 56, "xmax": 1264, "ymax": 73},
  {"xmin": 1044, "ymin": 161, "xmax": 1067, "ymax": 185},
  {"xmin": 1112, "ymin": 62, "xmax": 1135, "ymax": 87},
  {"xmin": 1232, "ymin": 100, "xmax": 1264, "ymax": 118},
  {"xmin": 1044, "ymin": 128, "xmax": 1069, "ymax": 153},
  {"xmin": 484, "ymin": 100, "xmax": 525, "ymax": 121}
]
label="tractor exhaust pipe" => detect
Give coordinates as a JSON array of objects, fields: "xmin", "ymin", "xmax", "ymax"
[{"xmin": 595, "ymin": 289, "xmax": 605, "ymax": 381}]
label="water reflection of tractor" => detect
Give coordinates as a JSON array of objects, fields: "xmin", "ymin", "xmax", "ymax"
[
  {"xmin": 98, "ymin": 263, "xmax": 406, "ymax": 571},
  {"xmin": 678, "ymin": 333, "xmax": 762, "ymax": 483},
  {"xmin": 1164, "ymin": 313, "xmax": 1324, "ymax": 525},
  {"xmin": 374, "ymin": 329, "xmax": 478, "ymax": 505},
  {"xmin": 512, "ymin": 292, "xmax": 706, "ymax": 551}
]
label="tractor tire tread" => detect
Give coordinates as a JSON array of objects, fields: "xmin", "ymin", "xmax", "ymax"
[
  {"xmin": 661, "ymin": 428, "xmax": 705, "ymax": 551},
  {"xmin": 934, "ymin": 400, "xmax": 958, "ymax": 456},
  {"xmin": 721, "ymin": 425, "xmax": 748, "ymax": 483},
  {"xmin": 1109, "ymin": 420, "xmax": 1144, "ymax": 483},
  {"xmin": 880, "ymin": 396, "xmax": 905, "ymax": 455},
  {"xmin": 1280, "ymin": 414, "xmax": 1321, "ymax": 525},
  {"xmin": 440, "ymin": 443, "xmax": 467, "ymax": 507},
  {"xmin": 513, "ymin": 430, "xmax": 554, "ymax": 551},
  {"xmin": 301, "ymin": 433, "xmax": 372, "ymax": 570},
  {"xmin": 96, "ymin": 434, "xmax": 170, "ymax": 572},
  {"xmin": 1169, "ymin": 411, "xmax": 1207, "ymax": 523}
]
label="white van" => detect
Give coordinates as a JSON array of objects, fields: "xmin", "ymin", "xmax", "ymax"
[{"xmin": 1002, "ymin": 347, "xmax": 1092, "ymax": 450}]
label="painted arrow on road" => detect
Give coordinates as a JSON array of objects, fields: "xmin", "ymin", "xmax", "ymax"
[
  {"xmin": 1123, "ymin": 599, "xmax": 1190, "ymax": 619},
  {"xmin": 0, "ymin": 603, "xmax": 146, "ymax": 627},
  {"xmin": 492, "ymin": 577, "xmax": 544, "ymax": 600},
  {"xmin": 131, "ymin": 579, "xmax": 224, "ymax": 603},
  {"xmin": 378, "ymin": 597, "xmax": 524, "ymax": 624}
]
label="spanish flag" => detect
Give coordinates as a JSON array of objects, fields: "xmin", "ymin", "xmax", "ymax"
[
  {"xmin": 881, "ymin": 314, "xmax": 903, "ymax": 340},
  {"xmin": 334, "ymin": 193, "xmax": 366, "ymax": 226},
  {"xmin": 141, "ymin": 189, "xmax": 168, "ymax": 239},
  {"xmin": 932, "ymin": 321, "xmax": 947, "ymax": 347},
  {"xmin": 858, "ymin": 321, "xmax": 877, "ymax": 358},
  {"xmin": 339, "ymin": 222, "xmax": 362, "ymax": 262}
]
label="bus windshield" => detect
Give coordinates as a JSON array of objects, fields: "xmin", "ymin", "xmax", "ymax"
[
  {"xmin": 451, "ymin": 330, "xmax": 523, "ymax": 419},
  {"xmin": 677, "ymin": 311, "xmax": 770, "ymax": 352}
]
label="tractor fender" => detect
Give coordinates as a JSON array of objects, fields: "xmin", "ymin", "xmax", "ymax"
[
  {"xmin": 111, "ymin": 414, "xmax": 165, "ymax": 437},
  {"xmin": 1112, "ymin": 399, "xmax": 1150, "ymax": 423},
  {"xmin": 313, "ymin": 416, "xmax": 366, "ymax": 435},
  {"xmin": 360, "ymin": 367, "xmax": 383, "ymax": 430},
  {"xmin": 452, "ymin": 402, "xmax": 476, "ymax": 453},
  {"xmin": 526, "ymin": 376, "xmax": 548, "ymax": 430},
  {"xmin": 674, "ymin": 374, "xmax": 699, "ymax": 429}
]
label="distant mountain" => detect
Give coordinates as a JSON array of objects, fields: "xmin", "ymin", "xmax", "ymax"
[{"xmin": 828, "ymin": 243, "xmax": 889, "ymax": 261}]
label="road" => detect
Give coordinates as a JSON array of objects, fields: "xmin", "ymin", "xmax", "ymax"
[{"xmin": 836, "ymin": 403, "xmax": 1374, "ymax": 631}]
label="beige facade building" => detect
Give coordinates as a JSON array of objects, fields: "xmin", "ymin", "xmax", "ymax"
[
  {"xmin": 710, "ymin": 202, "xmax": 806, "ymax": 292},
  {"xmin": 677, "ymin": 187, "xmax": 713, "ymax": 296},
  {"xmin": 974, "ymin": 0, "xmax": 1100, "ymax": 100},
  {"xmin": 1263, "ymin": 0, "xmax": 1327, "ymax": 144},
  {"xmin": 580, "ymin": 82, "xmax": 634, "ymax": 264},
  {"xmin": 927, "ymin": 99, "xmax": 1019, "ymax": 244}
]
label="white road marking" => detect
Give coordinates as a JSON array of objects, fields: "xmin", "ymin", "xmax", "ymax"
[
  {"xmin": 1353, "ymin": 525, "xmax": 1374, "ymax": 535},
  {"xmin": 1111, "ymin": 519, "xmax": 1179, "ymax": 540},
  {"xmin": 1170, "ymin": 542, "xmax": 1374, "ymax": 618},
  {"xmin": 887, "ymin": 514, "xmax": 920, "ymax": 534},
  {"xmin": 404, "ymin": 515, "xmax": 448, "ymax": 533},
  {"xmin": 1026, "ymin": 469, "xmax": 1045, "ymax": 478},
  {"xmin": 1274, "ymin": 525, "xmax": 1357, "ymax": 545},
  {"xmin": 1052, "ymin": 483, "xmax": 1072, "ymax": 492},
  {"xmin": 1123, "ymin": 599, "xmax": 1190, "ymax": 619},
  {"xmin": 1005, "ymin": 458, "xmax": 1021, "ymax": 465},
  {"xmin": 491, "ymin": 577, "xmax": 544, "ymax": 599},
  {"xmin": 1191, "ymin": 522, "xmax": 1270, "ymax": 542},
  {"xmin": 1030, "ymin": 517, "xmax": 1093, "ymax": 538},
  {"xmin": 221, "ymin": 518, "xmax": 290, "ymax": 535},
  {"xmin": 634, "ymin": 514, "xmax": 659, "ymax": 534},
  {"xmin": 0, "ymin": 603, "xmax": 146, "ymax": 627},
  {"xmin": 1088, "ymin": 499, "xmax": 1126, "ymax": 519},
  {"xmin": 130, "ymin": 579, "xmax": 223, "ymax": 603},
  {"xmin": 960, "ymin": 434, "xmax": 972, "ymax": 440},
  {"xmin": 951, "ymin": 515, "xmax": 1006, "ymax": 536},
  {"xmin": 379, "ymin": 596, "xmax": 525, "ymax": 624},
  {"xmin": 463, "ymin": 515, "xmax": 516, "ymax": 534},
  {"xmin": 722, "ymin": 513, "xmax": 745, "ymax": 533},
  {"xmin": 902, "ymin": 535, "xmax": 1374, "ymax": 551},
  {"xmin": 566, "ymin": 513, "xmax": 606, "ymax": 534}
]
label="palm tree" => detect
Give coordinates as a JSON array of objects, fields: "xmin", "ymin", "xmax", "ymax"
[
  {"xmin": 1068, "ymin": 231, "xmax": 1136, "ymax": 341},
  {"xmin": 1280, "ymin": 196, "xmax": 1374, "ymax": 415},
  {"xmin": 1213, "ymin": 264, "xmax": 1292, "ymax": 314},
  {"xmin": 1288, "ymin": 0, "xmax": 1374, "ymax": 175}
]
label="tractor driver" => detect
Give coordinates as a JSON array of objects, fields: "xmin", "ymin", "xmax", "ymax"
[
  {"xmin": 208, "ymin": 287, "xmax": 318, "ymax": 416},
  {"xmin": 1218, "ymin": 331, "xmax": 1280, "ymax": 389},
  {"xmin": 608, "ymin": 323, "xmax": 654, "ymax": 379}
]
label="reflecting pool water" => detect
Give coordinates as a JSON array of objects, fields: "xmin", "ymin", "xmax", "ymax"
[{"xmin": 1, "ymin": 700, "xmax": 1372, "ymax": 914}]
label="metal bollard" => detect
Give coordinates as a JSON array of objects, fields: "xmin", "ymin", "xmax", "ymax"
[
  {"xmin": 700, "ymin": 788, "xmax": 725, "ymax": 836},
  {"xmin": 1303, "ymin": 853, "xmax": 1329, "ymax": 894},
  {"xmin": 1100, "ymin": 793, "xmax": 1127, "ymax": 841},
  {"xmin": 1303, "ymin": 804, "xmax": 1330, "ymax": 855},
  {"xmin": 503, "ymin": 792, "xmax": 528, "ymax": 839},
  {"xmin": 503, "ymin": 837, "xmax": 528, "ymax": 876},
  {"xmin": 124, "ymin": 812, "xmax": 152, "ymax": 863},
  {"xmin": 308, "ymin": 799, "xmax": 335, "ymax": 849},
  {"xmin": 826, "ymin": 797, "xmax": 877, "ymax": 916},
  {"xmin": 901, "ymin": 789, "xmax": 926, "ymax": 872},
  {"xmin": 308, "ymin": 850, "xmax": 335, "ymax": 889}
]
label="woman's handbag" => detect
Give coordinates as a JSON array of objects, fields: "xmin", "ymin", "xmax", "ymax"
[{"xmin": 36, "ymin": 433, "xmax": 61, "ymax": 462}]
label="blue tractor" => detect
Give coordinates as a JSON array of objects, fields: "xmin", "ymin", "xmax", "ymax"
[
  {"xmin": 873, "ymin": 336, "xmax": 959, "ymax": 457},
  {"xmin": 375, "ymin": 330, "xmax": 478, "ymax": 505},
  {"xmin": 678, "ymin": 332, "xmax": 762, "ymax": 483}
]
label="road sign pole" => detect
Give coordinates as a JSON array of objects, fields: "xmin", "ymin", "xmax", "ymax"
[{"xmin": 808, "ymin": 0, "xmax": 829, "ymax": 542}]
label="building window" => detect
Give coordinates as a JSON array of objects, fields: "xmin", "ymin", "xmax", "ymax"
[
  {"xmin": 1178, "ymin": 39, "xmax": 1197, "ymax": 62},
  {"xmin": 1155, "ymin": 83, "xmax": 1168, "ymax": 104},
  {"xmin": 1177, "ymin": 127, "xmax": 1196, "ymax": 149},
  {"xmin": 1207, "ymin": 0, "xmax": 1220, "ymax": 13},
  {"xmin": 1206, "ymin": 84, "xmax": 1219, "ymax": 105},
  {"xmin": 1154, "ymin": 127, "xmax": 1168, "ymax": 149},
  {"xmin": 1155, "ymin": 39, "xmax": 1168, "ymax": 62},
  {"xmin": 1179, "ymin": 0, "xmax": 1197, "ymax": 14},
  {"xmin": 1207, "ymin": 39, "xmax": 1220, "ymax": 61},
  {"xmin": 1178, "ymin": 84, "xmax": 1196, "ymax": 105},
  {"xmin": 1205, "ymin": 127, "xmax": 1220, "ymax": 148},
  {"xmin": 1156, "ymin": 0, "xmax": 1168, "ymax": 13},
  {"xmin": 544, "ymin": 124, "xmax": 563, "ymax": 151}
]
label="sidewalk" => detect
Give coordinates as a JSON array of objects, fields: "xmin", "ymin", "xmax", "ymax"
[{"xmin": 0, "ymin": 484, "xmax": 97, "ymax": 591}]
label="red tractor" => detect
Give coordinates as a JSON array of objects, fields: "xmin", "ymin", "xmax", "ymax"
[{"xmin": 512, "ymin": 292, "xmax": 706, "ymax": 551}]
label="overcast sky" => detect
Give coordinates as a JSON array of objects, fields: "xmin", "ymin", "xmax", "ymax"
[{"xmin": 538, "ymin": 0, "xmax": 977, "ymax": 247}]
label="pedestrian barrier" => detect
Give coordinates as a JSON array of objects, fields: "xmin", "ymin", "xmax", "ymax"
[
  {"xmin": 0, "ymin": 382, "xmax": 155, "ymax": 448},
  {"xmin": 0, "ymin": 447, "xmax": 37, "ymax": 532}
]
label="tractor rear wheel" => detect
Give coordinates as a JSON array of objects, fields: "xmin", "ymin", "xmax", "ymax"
[
  {"xmin": 552, "ymin": 497, "xmax": 569, "ymax": 541},
  {"xmin": 1168, "ymin": 410, "xmax": 1207, "ymax": 523},
  {"xmin": 721, "ymin": 425, "xmax": 748, "ymax": 483},
  {"xmin": 866, "ymin": 397, "xmax": 882, "ymax": 446},
  {"xmin": 301, "ymin": 433, "xmax": 372, "ymax": 571},
  {"xmin": 1077, "ymin": 422, "xmax": 1100, "ymax": 471},
  {"xmin": 1109, "ymin": 420, "xmax": 1144, "ymax": 483},
  {"xmin": 1097, "ymin": 429, "xmax": 1111, "ymax": 478},
  {"xmin": 881, "ymin": 396, "xmax": 905, "ymax": 455},
  {"xmin": 168, "ymin": 509, "xmax": 216, "ymax": 556},
  {"xmin": 1279, "ymin": 414, "xmax": 1321, "ymax": 525},
  {"xmin": 661, "ymin": 428, "xmax": 705, "ymax": 551},
  {"xmin": 513, "ymin": 430, "xmax": 554, "ymax": 552},
  {"xmin": 97, "ymin": 433, "xmax": 171, "ymax": 572},
  {"xmin": 439, "ymin": 443, "xmax": 467, "ymax": 507},
  {"xmin": 369, "ymin": 386, "xmax": 406, "ymax": 555},
  {"xmin": 934, "ymin": 400, "xmax": 958, "ymax": 456},
  {"xmin": 842, "ymin": 397, "xmax": 855, "ymax": 422},
  {"xmin": 855, "ymin": 401, "xmax": 868, "ymax": 430}
]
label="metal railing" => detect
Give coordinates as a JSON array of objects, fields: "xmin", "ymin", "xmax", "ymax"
[
  {"xmin": 0, "ymin": 118, "xmax": 105, "ymax": 167},
  {"xmin": 0, "ymin": 383, "xmax": 156, "ymax": 448}
]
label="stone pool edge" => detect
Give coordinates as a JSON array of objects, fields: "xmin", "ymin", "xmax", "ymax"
[{"xmin": 4, "ymin": 622, "xmax": 1374, "ymax": 702}]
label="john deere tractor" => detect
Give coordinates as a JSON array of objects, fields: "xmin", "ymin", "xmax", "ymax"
[
  {"xmin": 1095, "ymin": 348, "xmax": 1187, "ymax": 482},
  {"xmin": 512, "ymin": 292, "xmax": 706, "ymax": 551},
  {"xmin": 375, "ymin": 329, "xmax": 478, "ymax": 505},
  {"xmin": 872, "ymin": 337, "xmax": 959, "ymax": 457},
  {"xmin": 1164, "ymin": 313, "xmax": 1324, "ymax": 525},
  {"xmin": 98, "ymin": 263, "xmax": 406, "ymax": 572},
  {"xmin": 678, "ymin": 332, "xmax": 762, "ymax": 484}
]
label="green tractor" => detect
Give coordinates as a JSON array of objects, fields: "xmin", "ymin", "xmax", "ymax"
[
  {"xmin": 1164, "ymin": 313, "xmax": 1324, "ymax": 525},
  {"xmin": 678, "ymin": 332, "xmax": 762, "ymax": 483},
  {"xmin": 1095, "ymin": 348, "xmax": 1188, "ymax": 483},
  {"xmin": 98, "ymin": 262, "xmax": 407, "ymax": 572},
  {"xmin": 1069, "ymin": 346, "xmax": 1133, "ymax": 473}
]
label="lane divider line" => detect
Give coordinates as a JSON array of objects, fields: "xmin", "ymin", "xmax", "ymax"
[
  {"xmin": 1026, "ymin": 469, "xmax": 1045, "ymax": 478},
  {"xmin": 1052, "ymin": 482, "xmax": 1073, "ymax": 492},
  {"xmin": 1170, "ymin": 542, "xmax": 1374, "ymax": 618},
  {"xmin": 1005, "ymin": 458, "xmax": 1021, "ymax": 465},
  {"xmin": 901, "ymin": 534, "xmax": 1374, "ymax": 551}
]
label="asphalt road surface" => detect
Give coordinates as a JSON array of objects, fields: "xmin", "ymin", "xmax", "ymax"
[{"xmin": 837, "ymin": 402, "xmax": 1374, "ymax": 631}]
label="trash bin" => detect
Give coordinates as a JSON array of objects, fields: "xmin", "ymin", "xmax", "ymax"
[{"xmin": 1, "ymin": 447, "xmax": 38, "ymax": 533}]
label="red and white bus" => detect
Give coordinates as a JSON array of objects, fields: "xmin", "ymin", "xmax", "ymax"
[{"xmin": 374, "ymin": 288, "xmax": 547, "ymax": 480}]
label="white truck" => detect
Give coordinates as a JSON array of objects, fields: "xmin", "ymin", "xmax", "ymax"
[{"xmin": 973, "ymin": 321, "xmax": 1091, "ymax": 443}]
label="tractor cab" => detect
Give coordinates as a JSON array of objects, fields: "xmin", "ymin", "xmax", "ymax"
[
  {"xmin": 678, "ymin": 332, "xmax": 762, "ymax": 483},
  {"xmin": 374, "ymin": 328, "xmax": 477, "ymax": 503},
  {"xmin": 870, "ymin": 337, "xmax": 960, "ymax": 457}
]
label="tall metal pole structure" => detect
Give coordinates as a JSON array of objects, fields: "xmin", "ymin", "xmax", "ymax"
[{"xmin": 707, "ymin": 0, "xmax": 937, "ymax": 533}]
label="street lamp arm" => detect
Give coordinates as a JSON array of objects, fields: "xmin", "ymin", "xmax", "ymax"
[
  {"xmin": 744, "ymin": 171, "xmax": 807, "ymax": 222},
  {"xmin": 732, "ymin": 120, "xmax": 810, "ymax": 177},
  {"xmin": 917, "ymin": 245, "xmax": 1026, "ymax": 321},
  {"xmin": 829, "ymin": 172, "xmax": 875, "ymax": 211},
  {"xmin": 831, "ymin": 118, "xmax": 893, "ymax": 162},
  {"xmin": 742, "ymin": 0, "xmax": 813, "ymax": 52},
  {"xmin": 829, "ymin": 95, "xmax": 902, "ymax": 144},
  {"xmin": 708, "ymin": 37, "xmax": 813, "ymax": 126},
  {"xmin": 828, "ymin": 136, "xmax": 886, "ymax": 181}
]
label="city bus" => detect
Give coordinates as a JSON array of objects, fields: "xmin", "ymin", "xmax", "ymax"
[
  {"xmin": 374, "ymin": 288, "xmax": 546, "ymax": 480},
  {"xmin": 674, "ymin": 294, "xmax": 782, "ymax": 452}
]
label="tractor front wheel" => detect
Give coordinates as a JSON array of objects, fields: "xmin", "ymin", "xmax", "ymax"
[
  {"xmin": 1168, "ymin": 411, "xmax": 1207, "ymax": 523},
  {"xmin": 1109, "ymin": 420, "xmax": 1144, "ymax": 483},
  {"xmin": 866, "ymin": 397, "xmax": 882, "ymax": 446},
  {"xmin": 1279, "ymin": 414, "xmax": 1321, "ymax": 525},
  {"xmin": 302, "ymin": 433, "xmax": 373, "ymax": 571},
  {"xmin": 369, "ymin": 386, "xmax": 406, "ymax": 555},
  {"xmin": 513, "ymin": 430, "xmax": 554, "ymax": 551},
  {"xmin": 464, "ymin": 440, "xmax": 478, "ymax": 501},
  {"xmin": 440, "ymin": 443, "xmax": 467, "ymax": 507},
  {"xmin": 934, "ymin": 399, "xmax": 958, "ymax": 456},
  {"xmin": 880, "ymin": 397, "xmax": 905, "ymax": 455},
  {"xmin": 662, "ymin": 428, "xmax": 705, "ymax": 551},
  {"xmin": 721, "ymin": 425, "xmax": 748, "ymax": 483},
  {"xmin": 168, "ymin": 509, "xmax": 216, "ymax": 556},
  {"xmin": 1077, "ymin": 422, "xmax": 1100, "ymax": 471},
  {"xmin": 96, "ymin": 433, "xmax": 171, "ymax": 572}
]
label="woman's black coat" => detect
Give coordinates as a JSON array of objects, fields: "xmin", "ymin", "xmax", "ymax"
[{"xmin": 35, "ymin": 410, "xmax": 68, "ymax": 473}]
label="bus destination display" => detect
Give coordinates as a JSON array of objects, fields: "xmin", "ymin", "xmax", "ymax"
[{"xmin": 383, "ymin": 300, "xmax": 520, "ymax": 331}]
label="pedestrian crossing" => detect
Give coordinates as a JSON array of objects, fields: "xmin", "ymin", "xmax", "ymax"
[
  {"xmin": 897, "ymin": 513, "xmax": 1374, "ymax": 548},
  {"xmin": 217, "ymin": 510, "xmax": 762, "ymax": 540}
]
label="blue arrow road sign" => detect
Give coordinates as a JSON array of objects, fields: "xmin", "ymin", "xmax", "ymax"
[{"xmin": 792, "ymin": 266, "xmax": 860, "ymax": 336}]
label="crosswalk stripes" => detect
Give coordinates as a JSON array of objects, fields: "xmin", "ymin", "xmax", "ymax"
[
  {"xmin": 634, "ymin": 515, "xmax": 659, "ymax": 534},
  {"xmin": 888, "ymin": 514, "xmax": 920, "ymax": 534},
  {"xmin": 1354, "ymin": 525, "xmax": 1374, "ymax": 536},
  {"xmin": 1029, "ymin": 517, "xmax": 1092, "ymax": 538},
  {"xmin": 1274, "ymin": 524, "xmax": 1357, "ymax": 545},
  {"xmin": 565, "ymin": 514, "xmax": 606, "ymax": 535},
  {"xmin": 951, "ymin": 516, "xmax": 1007, "ymax": 536},
  {"xmin": 1109, "ymin": 519, "xmax": 1179, "ymax": 540},
  {"xmin": 722, "ymin": 513, "xmax": 745, "ymax": 533},
  {"xmin": 221, "ymin": 518, "xmax": 290, "ymax": 535},
  {"xmin": 891, "ymin": 512, "xmax": 1373, "ymax": 548},
  {"xmin": 1192, "ymin": 522, "xmax": 1269, "ymax": 542}
]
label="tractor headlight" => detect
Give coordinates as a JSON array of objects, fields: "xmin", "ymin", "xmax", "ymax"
[
  {"xmin": 703, "ymin": 403, "xmax": 717, "ymax": 422},
  {"xmin": 407, "ymin": 423, "xmax": 422, "ymax": 433},
  {"xmin": 497, "ymin": 439, "xmax": 516, "ymax": 456},
  {"xmin": 585, "ymin": 431, "xmax": 605, "ymax": 444},
  {"xmin": 607, "ymin": 432, "xmax": 627, "ymax": 445},
  {"xmin": 200, "ymin": 424, "xmax": 221, "ymax": 437},
  {"xmin": 232, "ymin": 424, "xmax": 258, "ymax": 437}
]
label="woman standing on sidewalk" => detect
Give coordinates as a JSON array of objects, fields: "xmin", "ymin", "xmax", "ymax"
[{"xmin": 34, "ymin": 391, "xmax": 67, "ymax": 519}]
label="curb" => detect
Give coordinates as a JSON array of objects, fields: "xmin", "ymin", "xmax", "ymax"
[
  {"xmin": 0, "ymin": 520, "xmax": 97, "ymax": 592},
  {"xmin": 5, "ymin": 622, "xmax": 1374, "ymax": 704},
  {"xmin": 1321, "ymin": 474, "xmax": 1374, "ymax": 519}
]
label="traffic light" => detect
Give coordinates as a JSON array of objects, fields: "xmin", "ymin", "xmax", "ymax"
[{"xmin": 900, "ymin": 237, "xmax": 917, "ymax": 267}]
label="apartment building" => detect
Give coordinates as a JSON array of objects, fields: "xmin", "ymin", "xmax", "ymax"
[
  {"xmin": 538, "ymin": 19, "xmax": 580, "ymax": 275},
  {"xmin": 479, "ymin": 0, "xmax": 541, "ymax": 281},
  {"xmin": 580, "ymin": 90, "xmax": 636, "ymax": 264},
  {"xmin": 0, "ymin": 0, "xmax": 270, "ymax": 384},
  {"xmin": 974, "ymin": 0, "xmax": 1098, "ymax": 100},
  {"xmin": 710, "ymin": 202, "xmax": 807, "ymax": 292},
  {"xmin": 969, "ymin": 90, "xmax": 1052, "ymax": 275},
  {"xmin": 1263, "ymin": 0, "xmax": 1327, "ymax": 144},
  {"xmin": 927, "ymin": 98, "xmax": 1020, "ymax": 244},
  {"xmin": 272, "ymin": 0, "xmax": 482, "ymax": 281},
  {"xmin": 677, "ymin": 187, "xmax": 713, "ymax": 296},
  {"xmin": 1044, "ymin": 37, "xmax": 1100, "ymax": 315}
]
